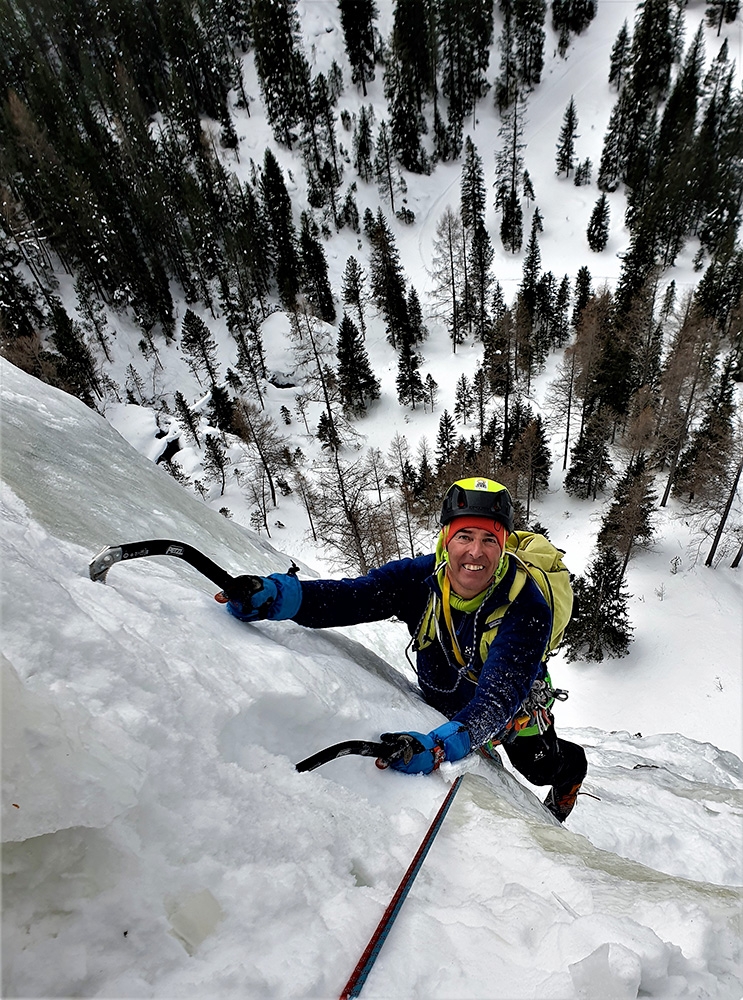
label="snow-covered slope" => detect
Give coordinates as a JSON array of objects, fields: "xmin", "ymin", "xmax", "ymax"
[{"xmin": 2, "ymin": 360, "xmax": 741, "ymax": 998}]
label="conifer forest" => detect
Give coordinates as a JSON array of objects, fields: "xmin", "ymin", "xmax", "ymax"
[{"xmin": 1, "ymin": 0, "xmax": 742, "ymax": 662}]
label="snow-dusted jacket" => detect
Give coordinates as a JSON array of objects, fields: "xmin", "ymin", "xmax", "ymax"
[{"xmin": 292, "ymin": 553, "xmax": 552, "ymax": 748}]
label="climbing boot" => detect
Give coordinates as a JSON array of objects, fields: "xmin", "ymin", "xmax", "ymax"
[{"xmin": 544, "ymin": 782, "xmax": 582, "ymax": 822}]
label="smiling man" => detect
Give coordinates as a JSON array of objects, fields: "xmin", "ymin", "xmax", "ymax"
[{"xmin": 223, "ymin": 477, "xmax": 587, "ymax": 822}]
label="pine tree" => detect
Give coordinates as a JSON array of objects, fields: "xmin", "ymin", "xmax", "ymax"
[
  {"xmin": 501, "ymin": 396, "xmax": 535, "ymax": 464},
  {"xmin": 552, "ymin": 0, "xmax": 596, "ymax": 54},
  {"xmin": 424, "ymin": 373, "xmax": 439, "ymax": 412},
  {"xmin": 209, "ymin": 384, "xmax": 236, "ymax": 434},
  {"xmin": 367, "ymin": 209, "xmax": 409, "ymax": 349},
  {"xmin": 251, "ymin": 0, "xmax": 311, "ymax": 145},
  {"xmin": 48, "ymin": 299, "xmax": 101, "ymax": 407},
  {"xmin": 673, "ymin": 356, "xmax": 736, "ymax": 502},
  {"xmin": 336, "ymin": 312, "xmax": 380, "ymax": 415},
  {"xmin": 181, "ymin": 308, "xmax": 220, "ymax": 388},
  {"xmin": 552, "ymin": 274, "xmax": 572, "ymax": 348},
  {"xmin": 555, "ymin": 96, "xmax": 579, "ymax": 177},
  {"xmin": 494, "ymin": 5, "xmax": 519, "ymax": 112},
  {"xmin": 468, "ymin": 222, "xmax": 495, "ymax": 342},
  {"xmin": 630, "ymin": 0, "xmax": 674, "ymax": 100},
  {"xmin": 203, "ymin": 433, "xmax": 229, "ymax": 495},
  {"xmin": 460, "ymin": 137, "xmax": 487, "ymax": 231},
  {"xmin": 471, "ymin": 366, "xmax": 491, "ymax": 443},
  {"xmin": 388, "ymin": 0, "xmax": 435, "ymax": 113},
  {"xmin": 501, "ymin": 188, "xmax": 524, "ymax": 255},
  {"xmin": 395, "ymin": 337, "xmax": 426, "ymax": 410},
  {"xmin": 533, "ymin": 270, "xmax": 558, "ymax": 366},
  {"xmin": 514, "ymin": 0, "xmax": 547, "ymax": 87},
  {"xmin": 260, "ymin": 148, "xmax": 300, "ymax": 307},
  {"xmin": 435, "ymin": 409, "xmax": 457, "ymax": 469},
  {"xmin": 705, "ymin": 0, "xmax": 741, "ymax": 35},
  {"xmin": 587, "ymin": 193, "xmax": 610, "ymax": 252},
  {"xmin": 75, "ymin": 272, "xmax": 113, "ymax": 363},
  {"xmin": 572, "ymin": 265, "xmax": 593, "ymax": 329},
  {"xmin": 521, "ymin": 172, "xmax": 535, "ymax": 207},
  {"xmin": 338, "ymin": 0, "xmax": 378, "ymax": 95},
  {"xmin": 564, "ymin": 409, "xmax": 615, "ymax": 499},
  {"xmin": 573, "ymin": 158, "xmax": 592, "ymax": 186},
  {"xmin": 385, "ymin": 58, "xmax": 428, "ymax": 174},
  {"xmin": 353, "ymin": 104, "xmax": 375, "ymax": 182},
  {"xmin": 406, "ymin": 285, "xmax": 428, "ymax": 344},
  {"xmin": 564, "ymin": 547, "xmax": 633, "ymax": 662},
  {"xmin": 521, "ymin": 222, "xmax": 542, "ymax": 320},
  {"xmin": 309, "ymin": 72, "xmax": 343, "ymax": 221},
  {"xmin": 608, "ymin": 19, "xmax": 632, "ymax": 90},
  {"xmin": 495, "ymin": 96, "xmax": 527, "ymax": 254},
  {"xmin": 454, "ymin": 374, "xmax": 473, "ymax": 425},
  {"xmin": 341, "ymin": 256, "xmax": 369, "ymax": 338},
  {"xmin": 437, "ymin": 0, "xmax": 494, "ymax": 133},
  {"xmin": 299, "ymin": 214, "xmax": 336, "ymax": 322},
  {"xmin": 597, "ymin": 88, "xmax": 629, "ymax": 192},
  {"xmin": 174, "ymin": 390, "xmax": 200, "ymax": 445}
]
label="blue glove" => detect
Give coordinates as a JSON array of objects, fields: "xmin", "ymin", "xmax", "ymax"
[
  {"xmin": 382, "ymin": 721, "xmax": 471, "ymax": 775},
  {"xmin": 225, "ymin": 573, "xmax": 302, "ymax": 622}
]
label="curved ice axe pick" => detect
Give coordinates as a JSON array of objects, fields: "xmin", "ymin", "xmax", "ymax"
[
  {"xmin": 295, "ymin": 733, "xmax": 423, "ymax": 772},
  {"xmin": 89, "ymin": 539, "xmax": 264, "ymax": 603}
]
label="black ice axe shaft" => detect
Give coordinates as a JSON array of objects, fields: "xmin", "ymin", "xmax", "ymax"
[
  {"xmin": 295, "ymin": 740, "xmax": 391, "ymax": 772},
  {"xmin": 89, "ymin": 539, "xmax": 263, "ymax": 602}
]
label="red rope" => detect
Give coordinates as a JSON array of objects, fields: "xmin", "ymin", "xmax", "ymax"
[{"xmin": 339, "ymin": 775, "xmax": 464, "ymax": 999}]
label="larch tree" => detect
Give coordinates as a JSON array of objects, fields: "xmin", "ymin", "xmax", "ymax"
[
  {"xmin": 373, "ymin": 120, "xmax": 405, "ymax": 213},
  {"xmin": 597, "ymin": 453, "xmax": 657, "ymax": 581},
  {"xmin": 673, "ymin": 355, "xmax": 736, "ymax": 503},
  {"xmin": 509, "ymin": 415, "xmax": 552, "ymax": 521},
  {"xmin": 430, "ymin": 207, "xmax": 467, "ymax": 352}
]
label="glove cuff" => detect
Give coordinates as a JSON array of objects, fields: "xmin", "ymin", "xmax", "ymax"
[
  {"xmin": 430, "ymin": 721, "xmax": 471, "ymax": 764},
  {"xmin": 266, "ymin": 572, "xmax": 303, "ymax": 620}
]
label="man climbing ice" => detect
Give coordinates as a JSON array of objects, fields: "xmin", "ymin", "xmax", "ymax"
[{"xmin": 222, "ymin": 477, "xmax": 587, "ymax": 821}]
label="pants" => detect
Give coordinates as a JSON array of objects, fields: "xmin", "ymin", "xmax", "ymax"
[{"xmin": 502, "ymin": 724, "xmax": 587, "ymax": 797}]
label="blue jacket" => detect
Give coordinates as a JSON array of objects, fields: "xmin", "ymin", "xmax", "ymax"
[{"xmin": 292, "ymin": 554, "xmax": 552, "ymax": 748}]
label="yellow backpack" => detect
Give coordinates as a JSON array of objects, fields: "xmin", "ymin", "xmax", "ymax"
[{"xmin": 505, "ymin": 531, "xmax": 573, "ymax": 654}]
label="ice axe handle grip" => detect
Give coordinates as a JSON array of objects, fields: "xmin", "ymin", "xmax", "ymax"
[
  {"xmin": 375, "ymin": 733, "xmax": 425, "ymax": 769},
  {"xmin": 214, "ymin": 574, "xmax": 264, "ymax": 604}
]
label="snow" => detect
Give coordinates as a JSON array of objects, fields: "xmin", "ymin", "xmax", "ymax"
[
  {"xmin": 2, "ymin": 359, "xmax": 742, "ymax": 999},
  {"xmin": 3, "ymin": 0, "xmax": 743, "ymax": 996}
]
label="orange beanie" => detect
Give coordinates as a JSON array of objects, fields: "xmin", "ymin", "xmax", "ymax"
[{"xmin": 445, "ymin": 516, "xmax": 507, "ymax": 549}]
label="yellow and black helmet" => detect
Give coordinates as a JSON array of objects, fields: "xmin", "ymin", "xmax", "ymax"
[{"xmin": 439, "ymin": 477, "xmax": 514, "ymax": 534}]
